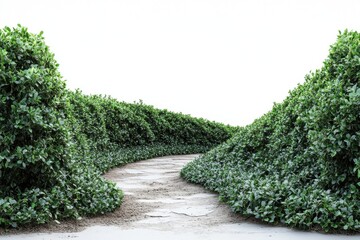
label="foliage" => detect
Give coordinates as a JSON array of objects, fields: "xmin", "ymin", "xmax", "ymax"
[
  {"xmin": 181, "ymin": 30, "xmax": 360, "ymax": 232},
  {"xmin": 0, "ymin": 25, "xmax": 123, "ymax": 228},
  {"xmin": 0, "ymin": 25, "xmax": 235, "ymax": 228},
  {"xmin": 67, "ymin": 91, "xmax": 235, "ymax": 173}
]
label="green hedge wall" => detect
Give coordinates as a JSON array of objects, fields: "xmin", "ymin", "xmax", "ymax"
[
  {"xmin": 68, "ymin": 92, "xmax": 236, "ymax": 173},
  {"xmin": 181, "ymin": 30, "xmax": 360, "ymax": 232},
  {"xmin": 0, "ymin": 25, "xmax": 122, "ymax": 228},
  {"xmin": 0, "ymin": 25, "xmax": 236, "ymax": 228}
]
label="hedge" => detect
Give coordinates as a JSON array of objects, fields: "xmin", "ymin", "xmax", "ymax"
[{"xmin": 181, "ymin": 30, "xmax": 360, "ymax": 232}]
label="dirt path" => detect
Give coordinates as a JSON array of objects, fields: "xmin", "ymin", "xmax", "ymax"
[
  {"xmin": 2, "ymin": 155, "xmax": 360, "ymax": 239},
  {"xmin": 103, "ymin": 154, "xmax": 243, "ymax": 230}
]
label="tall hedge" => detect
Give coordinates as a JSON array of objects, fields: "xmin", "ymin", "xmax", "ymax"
[
  {"xmin": 0, "ymin": 25, "xmax": 123, "ymax": 227},
  {"xmin": 0, "ymin": 26, "xmax": 68, "ymax": 194},
  {"xmin": 68, "ymin": 92, "xmax": 236, "ymax": 173},
  {"xmin": 181, "ymin": 30, "xmax": 360, "ymax": 232},
  {"xmin": 0, "ymin": 25, "xmax": 236, "ymax": 227}
]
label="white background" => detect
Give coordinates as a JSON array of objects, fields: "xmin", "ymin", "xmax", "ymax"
[{"xmin": 1, "ymin": 0, "xmax": 359, "ymax": 126}]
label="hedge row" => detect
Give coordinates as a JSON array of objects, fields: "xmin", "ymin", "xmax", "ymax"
[
  {"xmin": 0, "ymin": 25, "xmax": 236, "ymax": 228},
  {"xmin": 0, "ymin": 25, "xmax": 122, "ymax": 228},
  {"xmin": 67, "ymin": 91, "xmax": 236, "ymax": 173},
  {"xmin": 181, "ymin": 30, "xmax": 360, "ymax": 232}
]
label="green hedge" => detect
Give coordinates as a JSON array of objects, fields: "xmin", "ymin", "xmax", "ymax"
[
  {"xmin": 0, "ymin": 25, "xmax": 122, "ymax": 228},
  {"xmin": 68, "ymin": 92, "xmax": 236, "ymax": 173},
  {"xmin": 181, "ymin": 30, "xmax": 360, "ymax": 232},
  {"xmin": 0, "ymin": 25, "xmax": 236, "ymax": 228}
]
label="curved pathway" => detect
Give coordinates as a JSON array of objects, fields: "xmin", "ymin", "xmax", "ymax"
[{"xmin": 3, "ymin": 155, "xmax": 360, "ymax": 240}]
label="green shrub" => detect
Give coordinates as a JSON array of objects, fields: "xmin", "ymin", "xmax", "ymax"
[
  {"xmin": 0, "ymin": 25, "xmax": 122, "ymax": 227},
  {"xmin": 68, "ymin": 92, "xmax": 236, "ymax": 173},
  {"xmin": 125, "ymin": 101, "xmax": 235, "ymax": 146},
  {"xmin": 181, "ymin": 30, "xmax": 360, "ymax": 232},
  {"xmin": 0, "ymin": 25, "xmax": 68, "ymax": 193}
]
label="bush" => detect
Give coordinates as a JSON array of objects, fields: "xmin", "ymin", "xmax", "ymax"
[
  {"xmin": 0, "ymin": 25, "xmax": 123, "ymax": 227},
  {"xmin": 181, "ymin": 30, "xmax": 360, "ymax": 232},
  {"xmin": 0, "ymin": 25, "xmax": 236, "ymax": 227},
  {"xmin": 68, "ymin": 92, "xmax": 236, "ymax": 173}
]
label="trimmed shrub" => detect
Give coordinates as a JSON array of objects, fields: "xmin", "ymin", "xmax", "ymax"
[
  {"xmin": 0, "ymin": 25, "xmax": 123, "ymax": 227},
  {"xmin": 181, "ymin": 30, "xmax": 360, "ymax": 232},
  {"xmin": 68, "ymin": 92, "xmax": 236, "ymax": 173},
  {"xmin": 0, "ymin": 25, "xmax": 68, "ymax": 194}
]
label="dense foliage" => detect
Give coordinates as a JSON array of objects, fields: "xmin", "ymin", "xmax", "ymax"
[
  {"xmin": 0, "ymin": 25, "xmax": 122, "ymax": 228},
  {"xmin": 182, "ymin": 30, "xmax": 360, "ymax": 232},
  {"xmin": 68, "ymin": 92, "xmax": 235, "ymax": 173},
  {"xmin": 0, "ymin": 25, "xmax": 235, "ymax": 228}
]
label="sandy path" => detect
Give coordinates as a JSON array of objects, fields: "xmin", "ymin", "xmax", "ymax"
[{"xmin": 2, "ymin": 154, "xmax": 360, "ymax": 240}]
